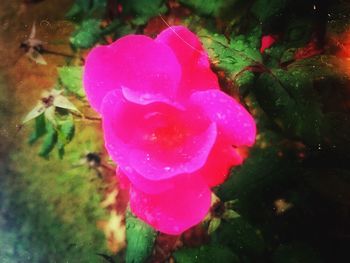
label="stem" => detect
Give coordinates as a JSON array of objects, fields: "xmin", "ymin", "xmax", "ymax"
[
  {"xmin": 42, "ymin": 48, "xmax": 76, "ymax": 59},
  {"xmin": 70, "ymin": 111, "xmax": 102, "ymax": 122}
]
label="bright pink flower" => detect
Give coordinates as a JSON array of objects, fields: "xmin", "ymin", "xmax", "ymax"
[{"xmin": 83, "ymin": 26, "xmax": 256, "ymax": 235}]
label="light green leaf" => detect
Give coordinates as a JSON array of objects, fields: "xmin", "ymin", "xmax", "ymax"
[
  {"xmin": 58, "ymin": 66, "xmax": 85, "ymax": 97},
  {"xmin": 208, "ymin": 217, "xmax": 221, "ymax": 235},
  {"xmin": 222, "ymin": 209, "xmax": 241, "ymax": 220},
  {"xmin": 44, "ymin": 106, "xmax": 56, "ymax": 126},
  {"xmin": 53, "ymin": 95, "xmax": 79, "ymax": 112},
  {"xmin": 22, "ymin": 103, "xmax": 45, "ymax": 124}
]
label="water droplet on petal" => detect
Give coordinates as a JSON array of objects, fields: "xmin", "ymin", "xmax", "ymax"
[{"xmin": 164, "ymin": 166, "xmax": 171, "ymax": 171}]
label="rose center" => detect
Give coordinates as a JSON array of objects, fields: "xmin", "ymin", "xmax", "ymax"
[{"xmin": 143, "ymin": 112, "xmax": 189, "ymax": 149}]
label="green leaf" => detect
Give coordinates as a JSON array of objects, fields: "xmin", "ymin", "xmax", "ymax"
[
  {"xmin": 58, "ymin": 66, "xmax": 85, "ymax": 97},
  {"xmin": 55, "ymin": 114, "xmax": 75, "ymax": 159},
  {"xmin": 39, "ymin": 121, "xmax": 58, "ymax": 157},
  {"xmin": 254, "ymin": 70, "xmax": 324, "ymax": 145},
  {"xmin": 273, "ymin": 243, "xmax": 323, "ymax": 263},
  {"xmin": 200, "ymin": 27, "xmax": 262, "ymax": 79},
  {"xmin": 44, "ymin": 106, "xmax": 56, "ymax": 126},
  {"xmin": 70, "ymin": 19, "xmax": 102, "ymax": 49},
  {"xmin": 208, "ymin": 217, "xmax": 221, "ymax": 235},
  {"xmin": 179, "ymin": 0, "xmax": 246, "ymax": 18},
  {"xmin": 58, "ymin": 116, "xmax": 75, "ymax": 143},
  {"xmin": 126, "ymin": 217, "xmax": 156, "ymax": 263},
  {"xmin": 173, "ymin": 245, "xmax": 239, "ymax": 263},
  {"xmin": 28, "ymin": 114, "xmax": 46, "ymax": 144},
  {"xmin": 285, "ymin": 18, "xmax": 314, "ymax": 45},
  {"xmin": 280, "ymin": 48, "xmax": 297, "ymax": 64},
  {"xmin": 65, "ymin": 0, "xmax": 107, "ymax": 22},
  {"xmin": 222, "ymin": 209, "xmax": 240, "ymax": 220},
  {"xmin": 235, "ymin": 70, "xmax": 256, "ymax": 97},
  {"xmin": 120, "ymin": 0, "xmax": 167, "ymax": 25},
  {"xmin": 211, "ymin": 219, "xmax": 265, "ymax": 258},
  {"xmin": 53, "ymin": 94, "xmax": 79, "ymax": 112},
  {"xmin": 178, "ymin": 0, "xmax": 225, "ymax": 16},
  {"xmin": 251, "ymin": 0, "xmax": 287, "ymax": 22}
]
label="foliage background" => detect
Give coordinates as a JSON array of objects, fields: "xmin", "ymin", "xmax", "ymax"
[{"xmin": 1, "ymin": 0, "xmax": 350, "ymax": 262}]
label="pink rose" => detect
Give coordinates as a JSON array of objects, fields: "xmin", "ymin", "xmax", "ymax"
[{"xmin": 83, "ymin": 26, "xmax": 256, "ymax": 235}]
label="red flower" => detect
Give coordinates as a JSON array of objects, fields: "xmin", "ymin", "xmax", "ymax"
[{"xmin": 83, "ymin": 26, "xmax": 256, "ymax": 234}]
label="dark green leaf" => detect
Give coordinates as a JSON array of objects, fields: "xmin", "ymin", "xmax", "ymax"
[
  {"xmin": 126, "ymin": 216, "xmax": 156, "ymax": 263},
  {"xmin": 65, "ymin": 0, "xmax": 107, "ymax": 22},
  {"xmin": 179, "ymin": 0, "xmax": 225, "ymax": 17},
  {"xmin": 39, "ymin": 121, "xmax": 58, "ymax": 157},
  {"xmin": 200, "ymin": 27, "xmax": 262, "ymax": 79},
  {"xmin": 70, "ymin": 19, "xmax": 102, "ymax": 49},
  {"xmin": 251, "ymin": 0, "xmax": 287, "ymax": 22},
  {"xmin": 273, "ymin": 243, "xmax": 323, "ymax": 263},
  {"xmin": 28, "ymin": 114, "xmax": 46, "ymax": 144},
  {"xmin": 211, "ymin": 219, "xmax": 265, "ymax": 258},
  {"xmin": 254, "ymin": 70, "xmax": 324, "ymax": 145},
  {"xmin": 59, "ymin": 116, "xmax": 75, "ymax": 143},
  {"xmin": 56, "ymin": 115, "xmax": 75, "ymax": 159},
  {"xmin": 216, "ymin": 142, "xmax": 302, "ymax": 227},
  {"xmin": 217, "ymin": 144, "xmax": 290, "ymax": 202},
  {"xmin": 174, "ymin": 245, "xmax": 239, "ymax": 263},
  {"xmin": 280, "ymin": 48, "xmax": 297, "ymax": 64},
  {"xmin": 235, "ymin": 70, "xmax": 256, "ymax": 97},
  {"xmin": 58, "ymin": 66, "xmax": 85, "ymax": 97},
  {"xmin": 120, "ymin": 0, "xmax": 167, "ymax": 25},
  {"xmin": 285, "ymin": 18, "xmax": 314, "ymax": 45}
]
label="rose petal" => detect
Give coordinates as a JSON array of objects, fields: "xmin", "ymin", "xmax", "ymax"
[
  {"xmin": 116, "ymin": 168, "xmax": 130, "ymax": 190},
  {"xmin": 156, "ymin": 26, "xmax": 219, "ymax": 96},
  {"xmin": 129, "ymin": 121, "xmax": 216, "ymax": 181},
  {"xmin": 101, "ymin": 89, "xmax": 217, "ymax": 181},
  {"xmin": 118, "ymin": 165, "xmax": 176, "ymax": 194},
  {"xmin": 190, "ymin": 90, "xmax": 256, "ymax": 146},
  {"xmin": 83, "ymin": 35, "xmax": 181, "ymax": 112},
  {"xmin": 121, "ymin": 86, "xmax": 183, "ymax": 108},
  {"xmin": 198, "ymin": 137, "xmax": 243, "ymax": 187},
  {"xmin": 130, "ymin": 174, "xmax": 211, "ymax": 235}
]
